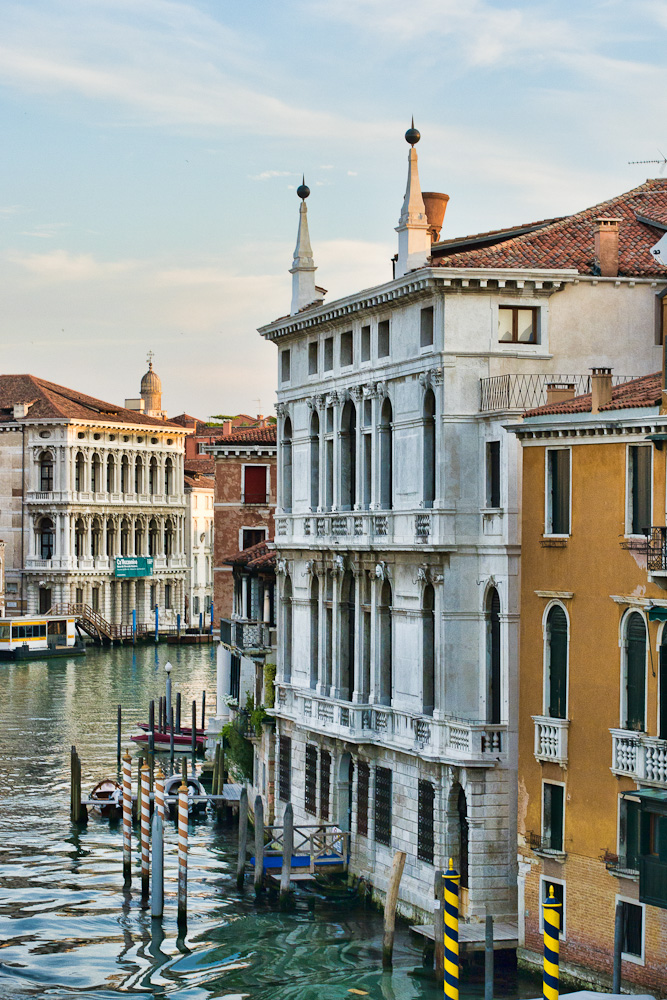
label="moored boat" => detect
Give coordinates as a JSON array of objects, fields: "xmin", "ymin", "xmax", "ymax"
[
  {"xmin": 131, "ymin": 730, "xmax": 204, "ymax": 749},
  {"xmin": 89, "ymin": 779, "xmax": 122, "ymax": 818},
  {"xmin": 163, "ymin": 773, "xmax": 207, "ymax": 817},
  {"xmin": 0, "ymin": 615, "xmax": 85, "ymax": 661}
]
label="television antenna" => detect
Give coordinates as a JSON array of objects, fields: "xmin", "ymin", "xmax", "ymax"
[{"xmin": 629, "ymin": 149, "xmax": 667, "ymax": 174}]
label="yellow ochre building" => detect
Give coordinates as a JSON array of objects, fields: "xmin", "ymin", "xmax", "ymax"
[{"xmin": 511, "ymin": 368, "xmax": 667, "ymax": 994}]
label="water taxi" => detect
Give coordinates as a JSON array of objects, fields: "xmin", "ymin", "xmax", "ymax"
[{"xmin": 0, "ymin": 615, "xmax": 85, "ymax": 661}]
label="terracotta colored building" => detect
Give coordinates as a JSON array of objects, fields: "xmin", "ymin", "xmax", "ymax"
[
  {"xmin": 512, "ymin": 369, "xmax": 667, "ymax": 993},
  {"xmin": 172, "ymin": 412, "xmax": 275, "ymax": 461},
  {"xmin": 206, "ymin": 425, "xmax": 276, "ymax": 621}
]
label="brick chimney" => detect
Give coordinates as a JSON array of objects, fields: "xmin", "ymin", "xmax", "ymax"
[
  {"xmin": 546, "ymin": 382, "xmax": 576, "ymax": 406},
  {"xmin": 591, "ymin": 368, "xmax": 613, "ymax": 413},
  {"xmin": 593, "ymin": 218, "xmax": 622, "ymax": 278},
  {"xmin": 422, "ymin": 192, "xmax": 450, "ymax": 243}
]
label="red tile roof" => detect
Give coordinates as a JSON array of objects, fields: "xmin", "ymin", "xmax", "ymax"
[
  {"xmin": 184, "ymin": 472, "xmax": 214, "ymax": 489},
  {"xmin": 184, "ymin": 456, "xmax": 215, "ymax": 475},
  {"xmin": 523, "ymin": 371, "xmax": 662, "ymax": 417},
  {"xmin": 431, "ymin": 179, "xmax": 667, "ymax": 276},
  {"xmin": 225, "ymin": 538, "xmax": 275, "ymax": 570},
  {"xmin": 0, "ymin": 374, "xmax": 183, "ymax": 428},
  {"xmin": 211, "ymin": 426, "xmax": 277, "ymax": 445}
]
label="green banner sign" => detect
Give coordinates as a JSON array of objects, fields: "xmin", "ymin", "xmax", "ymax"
[{"xmin": 115, "ymin": 556, "xmax": 154, "ymax": 578}]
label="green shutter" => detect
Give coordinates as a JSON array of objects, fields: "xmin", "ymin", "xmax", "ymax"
[
  {"xmin": 660, "ymin": 644, "xmax": 667, "ymax": 740},
  {"xmin": 549, "ymin": 450, "xmax": 570, "ymax": 534},
  {"xmin": 631, "ymin": 446, "xmax": 651, "ymax": 536},
  {"xmin": 626, "ymin": 613, "xmax": 646, "ymax": 732},
  {"xmin": 548, "ymin": 606, "xmax": 568, "ymax": 719}
]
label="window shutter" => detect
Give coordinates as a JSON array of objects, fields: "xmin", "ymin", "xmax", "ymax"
[
  {"xmin": 551, "ymin": 451, "xmax": 570, "ymax": 534},
  {"xmin": 548, "ymin": 606, "xmax": 568, "ymax": 719},
  {"xmin": 244, "ymin": 466, "xmax": 267, "ymax": 504},
  {"xmin": 660, "ymin": 644, "xmax": 667, "ymax": 740},
  {"xmin": 632, "ymin": 447, "xmax": 651, "ymax": 535},
  {"xmin": 626, "ymin": 613, "xmax": 646, "ymax": 731}
]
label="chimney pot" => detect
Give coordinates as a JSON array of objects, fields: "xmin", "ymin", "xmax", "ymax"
[
  {"xmin": 546, "ymin": 382, "xmax": 576, "ymax": 406},
  {"xmin": 594, "ymin": 217, "xmax": 622, "ymax": 278},
  {"xmin": 422, "ymin": 191, "xmax": 450, "ymax": 243},
  {"xmin": 222, "ymin": 420, "xmax": 232, "ymax": 436},
  {"xmin": 591, "ymin": 367, "xmax": 613, "ymax": 412}
]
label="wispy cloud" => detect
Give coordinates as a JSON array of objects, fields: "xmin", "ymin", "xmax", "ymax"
[
  {"xmin": 0, "ymin": 204, "xmax": 22, "ymax": 217},
  {"xmin": 250, "ymin": 170, "xmax": 297, "ymax": 181}
]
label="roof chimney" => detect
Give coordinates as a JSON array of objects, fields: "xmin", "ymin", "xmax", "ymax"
[
  {"xmin": 591, "ymin": 368, "xmax": 613, "ymax": 413},
  {"xmin": 594, "ymin": 218, "xmax": 622, "ymax": 278},
  {"xmin": 546, "ymin": 382, "xmax": 576, "ymax": 406},
  {"xmin": 422, "ymin": 192, "xmax": 450, "ymax": 243}
]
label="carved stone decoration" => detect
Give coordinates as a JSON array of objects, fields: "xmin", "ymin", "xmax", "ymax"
[
  {"xmin": 275, "ymin": 402, "xmax": 288, "ymax": 418},
  {"xmin": 332, "ymin": 554, "xmax": 346, "ymax": 577},
  {"xmin": 415, "ymin": 563, "xmax": 444, "ymax": 585},
  {"xmin": 304, "ymin": 558, "xmax": 318, "ymax": 576},
  {"xmin": 351, "ymin": 385, "xmax": 364, "ymax": 402},
  {"xmin": 315, "ymin": 393, "xmax": 327, "ymax": 410},
  {"xmin": 306, "ymin": 397, "xmax": 317, "ymax": 410},
  {"xmin": 431, "ymin": 367, "xmax": 444, "ymax": 385},
  {"xmin": 276, "ymin": 558, "xmax": 288, "ymax": 576},
  {"xmin": 375, "ymin": 560, "xmax": 389, "ymax": 582},
  {"xmin": 326, "ymin": 391, "xmax": 340, "ymax": 407}
]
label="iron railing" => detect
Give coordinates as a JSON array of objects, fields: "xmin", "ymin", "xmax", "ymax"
[
  {"xmin": 648, "ymin": 526, "xmax": 667, "ymax": 571},
  {"xmin": 220, "ymin": 617, "xmax": 273, "ymax": 650},
  {"xmin": 479, "ymin": 373, "xmax": 637, "ymax": 413}
]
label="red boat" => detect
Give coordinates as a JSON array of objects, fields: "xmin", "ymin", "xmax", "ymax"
[
  {"xmin": 136, "ymin": 721, "xmax": 206, "ymax": 738},
  {"xmin": 131, "ymin": 730, "xmax": 204, "ymax": 749}
]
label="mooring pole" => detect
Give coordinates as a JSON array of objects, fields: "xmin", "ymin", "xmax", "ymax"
[
  {"xmin": 201, "ymin": 691, "xmax": 206, "ymax": 731},
  {"xmin": 485, "ymin": 911, "xmax": 494, "ymax": 1000},
  {"xmin": 140, "ymin": 762, "xmax": 150, "ymax": 904},
  {"xmin": 176, "ymin": 692, "xmax": 181, "ymax": 733},
  {"xmin": 151, "ymin": 806, "xmax": 164, "ymax": 920},
  {"xmin": 382, "ymin": 849, "xmax": 406, "ymax": 968},
  {"xmin": 177, "ymin": 778, "xmax": 188, "ymax": 927},
  {"xmin": 212, "ymin": 744, "xmax": 220, "ymax": 798},
  {"xmin": 154, "ymin": 604, "xmax": 159, "ymax": 643},
  {"xmin": 165, "ymin": 661, "xmax": 172, "ymax": 727},
  {"xmin": 613, "ymin": 901, "xmax": 623, "ymax": 993},
  {"xmin": 70, "ymin": 745, "xmax": 76, "ymax": 822},
  {"xmin": 132, "ymin": 608, "xmax": 136, "ymax": 645},
  {"xmin": 116, "ymin": 705, "xmax": 122, "ymax": 767},
  {"xmin": 149, "ymin": 700, "xmax": 155, "ymax": 753},
  {"xmin": 191, "ymin": 701, "xmax": 197, "ymax": 756},
  {"xmin": 122, "ymin": 750, "xmax": 132, "ymax": 885},
  {"xmin": 199, "ymin": 611, "xmax": 203, "ymax": 634},
  {"xmin": 236, "ymin": 786, "xmax": 248, "ymax": 890},
  {"xmin": 280, "ymin": 802, "xmax": 294, "ymax": 905},
  {"xmin": 254, "ymin": 794, "xmax": 264, "ymax": 895},
  {"xmin": 169, "ymin": 707, "xmax": 175, "ymax": 766},
  {"xmin": 136, "ymin": 755, "xmax": 143, "ymax": 822},
  {"xmin": 434, "ymin": 868, "xmax": 445, "ymax": 982},
  {"xmin": 176, "ymin": 612, "xmax": 181, "ymax": 639},
  {"xmin": 444, "ymin": 859, "xmax": 460, "ymax": 1000},
  {"xmin": 542, "ymin": 886, "xmax": 561, "ymax": 1000}
]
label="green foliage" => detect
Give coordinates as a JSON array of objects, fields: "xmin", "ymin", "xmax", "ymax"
[
  {"xmin": 222, "ymin": 721, "xmax": 253, "ymax": 781},
  {"xmin": 264, "ymin": 662, "xmax": 276, "ymax": 708},
  {"xmin": 244, "ymin": 692, "xmax": 270, "ymax": 737}
]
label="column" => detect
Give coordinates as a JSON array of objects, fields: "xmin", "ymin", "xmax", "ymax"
[
  {"xmin": 330, "ymin": 570, "xmax": 340, "ymax": 698},
  {"xmin": 369, "ymin": 577, "xmax": 379, "ymax": 703},
  {"xmin": 241, "ymin": 576, "xmax": 248, "ymax": 620},
  {"xmin": 332, "ymin": 401, "xmax": 342, "ymax": 510},
  {"xmin": 263, "ymin": 585, "xmax": 271, "ymax": 623},
  {"xmin": 370, "ymin": 393, "xmax": 380, "ymax": 508},
  {"xmin": 352, "ymin": 569, "xmax": 363, "ymax": 702},
  {"xmin": 354, "ymin": 392, "xmax": 363, "ymax": 510},
  {"xmin": 216, "ymin": 643, "xmax": 231, "ymax": 719},
  {"xmin": 318, "ymin": 399, "xmax": 326, "ymax": 512}
]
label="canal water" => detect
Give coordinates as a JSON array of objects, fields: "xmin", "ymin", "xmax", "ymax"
[{"xmin": 0, "ymin": 644, "xmax": 542, "ymax": 1000}]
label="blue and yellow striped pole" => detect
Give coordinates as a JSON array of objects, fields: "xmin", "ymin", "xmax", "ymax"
[
  {"xmin": 444, "ymin": 858, "xmax": 460, "ymax": 1000},
  {"xmin": 543, "ymin": 886, "xmax": 561, "ymax": 1000}
]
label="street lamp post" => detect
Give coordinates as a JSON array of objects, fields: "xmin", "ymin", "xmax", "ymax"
[{"xmin": 165, "ymin": 660, "xmax": 173, "ymax": 730}]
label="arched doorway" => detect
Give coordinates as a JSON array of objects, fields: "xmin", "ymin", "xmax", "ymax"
[{"xmin": 337, "ymin": 752, "xmax": 353, "ymax": 833}]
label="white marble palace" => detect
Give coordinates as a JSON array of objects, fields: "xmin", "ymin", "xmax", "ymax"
[
  {"xmin": 0, "ymin": 366, "xmax": 187, "ymax": 623},
  {"xmin": 257, "ymin": 131, "xmax": 667, "ymax": 921}
]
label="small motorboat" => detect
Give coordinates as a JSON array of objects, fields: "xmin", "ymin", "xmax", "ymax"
[
  {"xmin": 131, "ymin": 730, "xmax": 204, "ymax": 750},
  {"xmin": 89, "ymin": 779, "xmax": 122, "ymax": 819},
  {"xmin": 163, "ymin": 773, "xmax": 207, "ymax": 818},
  {"xmin": 136, "ymin": 722, "xmax": 206, "ymax": 738}
]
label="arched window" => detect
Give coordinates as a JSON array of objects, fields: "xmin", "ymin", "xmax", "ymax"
[
  {"xmin": 310, "ymin": 411, "xmax": 320, "ymax": 511},
  {"xmin": 91, "ymin": 453, "xmax": 102, "ymax": 493},
  {"xmin": 623, "ymin": 612, "xmax": 646, "ymax": 732},
  {"xmin": 121, "ymin": 456, "xmax": 130, "ymax": 494},
  {"xmin": 148, "ymin": 518, "xmax": 159, "ymax": 557},
  {"xmin": 282, "ymin": 575, "xmax": 293, "ymax": 682},
  {"xmin": 422, "ymin": 583, "xmax": 435, "ymax": 716},
  {"xmin": 545, "ymin": 604, "xmax": 568, "ymax": 719},
  {"xmin": 379, "ymin": 579, "xmax": 393, "ymax": 705},
  {"xmin": 75, "ymin": 452, "xmax": 85, "ymax": 492},
  {"xmin": 310, "ymin": 576, "xmax": 319, "ymax": 690},
  {"xmin": 380, "ymin": 398, "xmax": 393, "ymax": 510},
  {"xmin": 135, "ymin": 457, "xmax": 143, "ymax": 495},
  {"xmin": 106, "ymin": 455, "xmax": 115, "ymax": 493},
  {"xmin": 458, "ymin": 787, "xmax": 469, "ymax": 889},
  {"xmin": 423, "ymin": 388, "xmax": 436, "ymax": 508},
  {"xmin": 340, "ymin": 570, "xmax": 355, "ymax": 701},
  {"xmin": 38, "ymin": 517, "xmax": 54, "ymax": 559},
  {"xmin": 91, "ymin": 518, "xmax": 102, "ymax": 557},
  {"xmin": 325, "ymin": 407, "xmax": 334, "ymax": 511},
  {"xmin": 486, "ymin": 587, "xmax": 501, "ymax": 724},
  {"xmin": 39, "ymin": 452, "xmax": 54, "ymax": 492},
  {"xmin": 340, "ymin": 400, "xmax": 356, "ymax": 511},
  {"xmin": 120, "ymin": 519, "xmax": 130, "ymax": 556},
  {"xmin": 149, "ymin": 457, "xmax": 158, "ymax": 495},
  {"xmin": 135, "ymin": 521, "xmax": 144, "ymax": 556},
  {"xmin": 165, "ymin": 458, "xmax": 173, "ymax": 496},
  {"xmin": 282, "ymin": 417, "xmax": 293, "ymax": 513},
  {"xmin": 164, "ymin": 519, "xmax": 174, "ymax": 556},
  {"xmin": 74, "ymin": 518, "xmax": 85, "ymax": 557},
  {"xmin": 106, "ymin": 518, "xmax": 115, "ymax": 557}
]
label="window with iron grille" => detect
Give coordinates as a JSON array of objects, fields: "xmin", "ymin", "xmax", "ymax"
[
  {"xmin": 418, "ymin": 780, "xmax": 435, "ymax": 864},
  {"xmin": 320, "ymin": 749, "xmax": 331, "ymax": 819},
  {"xmin": 279, "ymin": 735, "xmax": 291, "ymax": 802},
  {"xmin": 305, "ymin": 745, "xmax": 317, "ymax": 816},
  {"xmin": 357, "ymin": 760, "xmax": 369, "ymax": 837},
  {"xmin": 375, "ymin": 766, "xmax": 392, "ymax": 846}
]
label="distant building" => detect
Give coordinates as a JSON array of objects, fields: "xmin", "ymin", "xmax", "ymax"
[
  {"xmin": 0, "ymin": 370, "xmax": 187, "ymax": 622},
  {"xmin": 205, "ymin": 426, "xmax": 276, "ymax": 621},
  {"xmin": 0, "ymin": 539, "xmax": 5, "ymax": 616},
  {"xmin": 124, "ymin": 353, "xmax": 168, "ymax": 421},
  {"xmin": 512, "ymin": 370, "xmax": 667, "ymax": 994},
  {"xmin": 171, "ymin": 412, "xmax": 275, "ymax": 461},
  {"xmin": 184, "ymin": 456, "xmax": 214, "ymax": 625}
]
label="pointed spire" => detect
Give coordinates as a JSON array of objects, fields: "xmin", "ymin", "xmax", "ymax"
[
  {"xmin": 395, "ymin": 120, "xmax": 430, "ymax": 278},
  {"xmin": 290, "ymin": 178, "xmax": 324, "ymax": 315}
]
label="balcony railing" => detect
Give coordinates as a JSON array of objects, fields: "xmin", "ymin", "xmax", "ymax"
[
  {"xmin": 220, "ymin": 618, "xmax": 274, "ymax": 652},
  {"xmin": 277, "ymin": 509, "xmax": 459, "ymax": 549},
  {"xmin": 479, "ymin": 373, "xmax": 637, "ymax": 413},
  {"xmin": 648, "ymin": 527, "xmax": 667, "ymax": 572},
  {"xmin": 611, "ymin": 728, "xmax": 667, "ymax": 785},
  {"xmin": 272, "ymin": 685, "xmax": 506, "ymax": 764},
  {"xmin": 533, "ymin": 715, "xmax": 569, "ymax": 764},
  {"xmin": 601, "ymin": 850, "xmax": 639, "ymax": 876}
]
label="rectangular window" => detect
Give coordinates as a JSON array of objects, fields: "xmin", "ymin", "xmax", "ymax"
[
  {"xmin": 543, "ymin": 782, "xmax": 564, "ymax": 852},
  {"xmin": 308, "ymin": 341, "xmax": 318, "ymax": 375},
  {"xmin": 280, "ymin": 349, "xmax": 291, "ymax": 383},
  {"xmin": 375, "ymin": 766, "xmax": 392, "ymax": 846},
  {"xmin": 377, "ymin": 320, "xmax": 390, "ymax": 358},
  {"xmin": 305, "ymin": 745, "xmax": 317, "ymax": 816},
  {"xmin": 361, "ymin": 325, "xmax": 371, "ymax": 362},
  {"xmin": 357, "ymin": 760, "xmax": 369, "ymax": 837},
  {"xmin": 242, "ymin": 528, "xmax": 266, "ymax": 549},
  {"xmin": 547, "ymin": 449, "xmax": 570, "ymax": 535},
  {"xmin": 418, "ymin": 779, "xmax": 435, "ymax": 863},
  {"xmin": 324, "ymin": 337, "xmax": 334, "ymax": 371},
  {"xmin": 620, "ymin": 797, "xmax": 641, "ymax": 871},
  {"xmin": 486, "ymin": 441, "xmax": 501, "ymax": 508},
  {"xmin": 320, "ymin": 749, "xmax": 331, "ymax": 819},
  {"xmin": 279, "ymin": 735, "xmax": 291, "ymax": 802},
  {"xmin": 540, "ymin": 878, "xmax": 566, "ymax": 938},
  {"xmin": 165, "ymin": 584, "xmax": 172, "ymax": 609},
  {"xmin": 40, "ymin": 462, "xmax": 53, "ymax": 492},
  {"xmin": 629, "ymin": 445, "xmax": 652, "ymax": 536},
  {"xmin": 619, "ymin": 900, "xmax": 644, "ymax": 962},
  {"xmin": 243, "ymin": 466, "xmax": 267, "ymax": 504},
  {"xmin": 341, "ymin": 330, "xmax": 353, "ymax": 367},
  {"xmin": 76, "ymin": 587, "xmax": 83, "ymax": 605},
  {"xmin": 91, "ymin": 587, "xmax": 99, "ymax": 612},
  {"xmin": 498, "ymin": 305, "xmax": 538, "ymax": 343},
  {"xmin": 420, "ymin": 306, "xmax": 434, "ymax": 347}
]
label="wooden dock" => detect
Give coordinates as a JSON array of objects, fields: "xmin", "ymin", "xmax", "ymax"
[{"xmin": 410, "ymin": 920, "xmax": 518, "ymax": 953}]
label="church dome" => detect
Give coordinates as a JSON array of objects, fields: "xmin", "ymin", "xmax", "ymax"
[{"xmin": 141, "ymin": 362, "xmax": 162, "ymax": 394}]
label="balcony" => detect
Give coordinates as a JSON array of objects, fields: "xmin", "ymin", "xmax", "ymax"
[
  {"xmin": 611, "ymin": 729, "xmax": 667, "ymax": 786},
  {"xmin": 648, "ymin": 527, "xmax": 667, "ymax": 574},
  {"xmin": 272, "ymin": 684, "xmax": 506, "ymax": 765},
  {"xmin": 479, "ymin": 373, "xmax": 637, "ymax": 413},
  {"xmin": 220, "ymin": 618, "xmax": 274, "ymax": 652},
  {"xmin": 276, "ymin": 509, "xmax": 456, "ymax": 549},
  {"xmin": 533, "ymin": 715, "xmax": 569, "ymax": 765}
]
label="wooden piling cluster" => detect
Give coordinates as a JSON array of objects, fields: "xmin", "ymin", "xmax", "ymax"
[{"xmin": 70, "ymin": 745, "xmax": 87, "ymax": 824}]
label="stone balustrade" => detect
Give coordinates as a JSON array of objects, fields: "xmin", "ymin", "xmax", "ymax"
[
  {"xmin": 274, "ymin": 509, "xmax": 458, "ymax": 548},
  {"xmin": 532, "ymin": 715, "xmax": 569, "ymax": 765},
  {"xmin": 611, "ymin": 728, "xmax": 667, "ymax": 785}
]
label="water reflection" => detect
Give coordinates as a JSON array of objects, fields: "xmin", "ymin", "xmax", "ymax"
[{"xmin": 0, "ymin": 644, "xmax": 541, "ymax": 999}]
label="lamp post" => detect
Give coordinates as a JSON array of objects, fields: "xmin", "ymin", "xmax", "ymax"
[{"xmin": 165, "ymin": 660, "xmax": 173, "ymax": 730}]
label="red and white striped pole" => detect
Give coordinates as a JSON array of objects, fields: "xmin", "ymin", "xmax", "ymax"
[
  {"xmin": 155, "ymin": 767, "xmax": 165, "ymax": 822},
  {"xmin": 177, "ymin": 778, "xmax": 189, "ymax": 926},
  {"xmin": 122, "ymin": 751, "xmax": 132, "ymax": 886},
  {"xmin": 140, "ymin": 762, "xmax": 150, "ymax": 903}
]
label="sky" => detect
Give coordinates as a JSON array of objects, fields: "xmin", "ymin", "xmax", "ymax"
[{"xmin": 1, "ymin": 0, "xmax": 667, "ymax": 419}]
